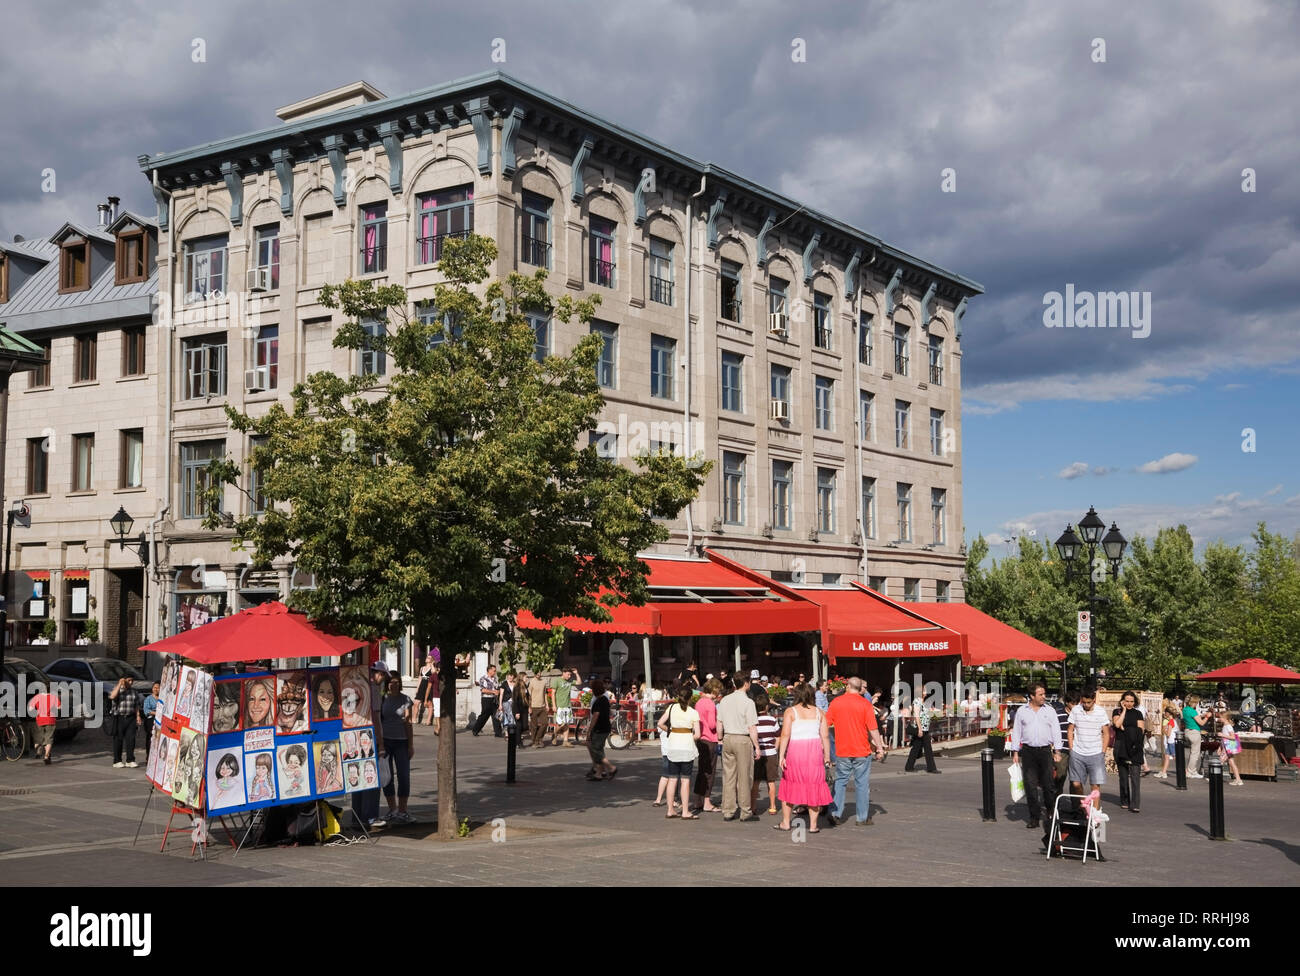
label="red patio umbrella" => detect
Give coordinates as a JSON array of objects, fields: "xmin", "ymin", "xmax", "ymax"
[
  {"xmin": 1194, "ymin": 658, "xmax": 1300, "ymax": 682},
  {"xmin": 141, "ymin": 601, "xmax": 366, "ymax": 664}
]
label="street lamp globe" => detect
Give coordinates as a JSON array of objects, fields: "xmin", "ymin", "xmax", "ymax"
[
  {"xmin": 1077, "ymin": 506, "xmax": 1106, "ymax": 546},
  {"xmin": 110, "ymin": 506, "xmax": 134, "ymax": 548},
  {"xmin": 1054, "ymin": 525, "xmax": 1081, "ymax": 565},
  {"xmin": 1101, "ymin": 521, "xmax": 1127, "ymax": 563}
]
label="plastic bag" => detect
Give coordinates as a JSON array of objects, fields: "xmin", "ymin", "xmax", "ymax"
[{"xmin": 1007, "ymin": 763, "xmax": 1026, "ymax": 802}]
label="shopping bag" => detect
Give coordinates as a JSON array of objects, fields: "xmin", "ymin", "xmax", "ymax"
[{"xmin": 1007, "ymin": 763, "xmax": 1026, "ymax": 802}]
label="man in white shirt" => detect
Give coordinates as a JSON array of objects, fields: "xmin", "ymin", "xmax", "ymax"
[{"xmin": 1067, "ymin": 688, "xmax": 1110, "ymax": 807}]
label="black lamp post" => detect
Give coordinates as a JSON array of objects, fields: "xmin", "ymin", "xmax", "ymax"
[
  {"xmin": 110, "ymin": 506, "xmax": 149, "ymax": 565},
  {"xmin": 1055, "ymin": 506, "xmax": 1127, "ymax": 681}
]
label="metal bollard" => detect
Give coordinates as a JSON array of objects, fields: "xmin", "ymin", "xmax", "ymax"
[
  {"xmin": 506, "ymin": 730, "xmax": 517, "ymax": 784},
  {"xmin": 1207, "ymin": 756, "xmax": 1226, "ymax": 839},
  {"xmin": 1174, "ymin": 729, "xmax": 1187, "ymax": 791},
  {"xmin": 980, "ymin": 748, "xmax": 996, "ymax": 821}
]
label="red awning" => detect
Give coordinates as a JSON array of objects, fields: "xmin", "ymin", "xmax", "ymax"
[
  {"xmin": 64, "ymin": 569, "xmax": 90, "ymax": 580},
  {"xmin": 25, "ymin": 570, "xmax": 51, "ymax": 581},
  {"xmin": 795, "ymin": 583, "xmax": 965, "ymax": 661},
  {"xmin": 1195, "ymin": 658, "xmax": 1300, "ymax": 683},
  {"xmin": 141, "ymin": 600, "xmax": 367, "ymax": 663},
  {"xmin": 899, "ymin": 602, "xmax": 1066, "ymax": 665},
  {"xmin": 516, "ymin": 552, "xmax": 820, "ymax": 637}
]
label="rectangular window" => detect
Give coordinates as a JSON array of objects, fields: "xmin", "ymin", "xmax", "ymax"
[
  {"xmin": 32, "ymin": 338, "xmax": 51, "ymax": 387},
  {"xmin": 588, "ymin": 430, "xmax": 618, "ymax": 459},
  {"xmin": 895, "ymin": 399, "xmax": 910, "ymax": 450},
  {"xmin": 0, "ymin": 253, "xmax": 8, "ymax": 303},
  {"xmin": 723, "ymin": 451, "xmax": 746, "ymax": 525},
  {"xmin": 721, "ymin": 351, "xmax": 743, "ymax": 412},
  {"xmin": 255, "ymin": 325, "xmax": 279, "ymax": 389},
  {"xmin": 936, "ymin": 580, "xmax": 951, "ymax": 603},
  {"xmin": 589, "ymin": 216, "xmax": 616, "ymax": 287},
  {"xmin": 897, "ymin": 482, "xmax": 912, "ymax": 542},
  {"xmin": 73, "ymin": 334, "xmax": 97, "ymax": 382},
  {"xmin": 859, "ymin": 312, "xmax": 873, "ymax": 365},
  {"xmin": 249, "ymin": 435, "xmax": 269, "ymax": 514},
  {"xmin": 180, "ymin": 440, "xmax": 224, "ymax": 519},
  {"xmin": 648, "ymin": 236, "xmax": 674, "ymax": 306},
  {"xmin": 60, "ymin": 240, "xmax": 89, "ymax": 293},
  {"xmin": 929, "ymin": 334, "xmax": 944, "ymax": 385},
  {"xmin": 931, "ymin": 488, "xmax": 947, "ymax": 545},
  {"xmin": 528, "ymin": 313, "xmax": 550, "ymax": 363},
  {"xmin": 930, "ymin": 409, "xmax": 945, "ymax": 456},
  {"xmin": 771, "ymin": 460, "xmax": 793, "ymax": 531},
  {"xmin": 417, "ymin": 187, "xmax": 473, "ymax": 265},
  {"xmin": 861, "ymin": 476, "xmax": 876, "ymax": 539},
  {"xmin": 770, "ymin": 364, "xmax": 791, "ymax": 415},
  {"xmin": 650, "ymin": 334, "xmax": 675, "ymax": 400},
  {"xmin": 893, "ymin": 324, "xmax": 910, "ymax": 376},
  {"xmin": 521, "ymin": 191, "xmax": 551, "ymax": 268},
  {"xmin": 813, "ymin": 291, "xmax": 833, "ymax": 349},
  {"xmin": 115, "ymin": 230, "xmax": 147, "ymax": 285},
  {"xmin": 768, "ymin": 277, "xmax": 789, "ymax": 319},
  {"xmin": 253, "ymin": 225, "xmax": 280, "ymax": 290},
  {"xmin": 360, "ymin": 316, "xmax": 386, "ymax": 376},
  {"xmin": 26, "ymin": 438, "xmax": 48, "ymax": 494},
  {"xmin": 122, "ymin": 327, "xmax": 146, "ymax": 377},
  {"xmin": 592, "ymin": 321, "xmax": 617, "ymax": 389},
  {"xmin": 816, "ymin": 468, "xmax": 836, "ymax": 534},
  {"xmin": 815, "ymin": 376, "xmax": 834, "ymax": 430},
  {"xmin": 182, "ymin": 335, "xmax": 227, "ymax": 399},
  {"xmin": 418, "ymin": 302, "xmax": 461, "ymax": 349},
  {"xmin": 120, "ymin": 429, "xmax": 144, "ymax": 489},
  {"xmin": 719, "ymin": 260, "xmax": 742, "ymax": 321},
  {"xmin": 904, "ymin": 578, "xmax": 919, "ymax": 602},
  {"xmin": 869, "ymin": 576, "xmax": 887, "ymax": 593},
  {"xmin": 859, "ymin": 390, "xmax": 874, "ymax": 443},
  {"xmin": 183, "ymin": 235, "xmax": 227, "ymax": 300},
  {"xmin": 360, "ymin": 203, "xmax": 388, "ymax": 274},
  {"xmin": 72, "ymin": 434, "xmax": 94, "ymax": 492}
]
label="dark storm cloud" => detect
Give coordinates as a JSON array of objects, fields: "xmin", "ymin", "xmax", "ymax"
[{"xmin": 3, "ymin": 0, "xmax": 1294, "ymax": 409}]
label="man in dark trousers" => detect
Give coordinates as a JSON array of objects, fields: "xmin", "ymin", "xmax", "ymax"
[
  {"xmin": 471, "ymin": 664, "xmax": 503, "ymax": 737},
  {"xmin": 904, "ymin": 691, "xmax": 940, "ymax": 773},
  {"xmin": 1011, "ymin": 681, "xmax": 1063, "ymax": 841}
]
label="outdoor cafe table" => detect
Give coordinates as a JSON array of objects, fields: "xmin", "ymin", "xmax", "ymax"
[{"xmin": 1236, "ymin": 733, "xmax": 1280, "ymax": 779}]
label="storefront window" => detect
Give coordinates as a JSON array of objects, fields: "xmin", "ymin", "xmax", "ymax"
[{"xmin": 173, "ymin": 568, "xmax": 229, "ymax": 633}]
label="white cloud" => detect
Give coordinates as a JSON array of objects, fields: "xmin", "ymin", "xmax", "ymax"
[
  {"xmin": 1286, "ymin": 495, "xmax": 1300, "ymax": 505},
  {"xmin": 1137, "ymin": 453, "xmax": 1198, "ymax": 474},
  {"xmin": 1092, "ymin": 466, "xmax": 1114, "ymax": 477},
  {"xmin": 1264, "ymin": 484, "xmax": 1283, "ymax": 497},
  {"xmin": 1058, "ymin": 462, "xmax": 1089, "ymax": 480}
]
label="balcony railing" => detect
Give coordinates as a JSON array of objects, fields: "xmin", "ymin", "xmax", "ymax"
[
  {"xmin": 591, "ymin": 258, "xmax": 615, "ymax": 287},
  {"xmin": 894, "ymin": 352, "xmax": 909, "ymax": 375},
  {"xmin": 815, "ymin": 325, "xmax": 833, "ymax": 349},
  {"xmin": 522, "ymin": 235, "xmax": 551, "ymax": 267},
  {"xmin": 360, "ymin": 244, "xmax": 388, "ymax": 275},
  {"xmin": 930, "ymin": 362, "xmax": 943, "ymax": 385},
  {"xmin": 649, "ymin": 275, "xmax": 673, "ymax": 305},
  {"xmin": 417, "ymin": 231, "xmax": 470, "ymax": 265}
]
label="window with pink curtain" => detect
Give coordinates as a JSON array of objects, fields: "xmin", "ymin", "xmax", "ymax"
[
  {"xmin": 418, "ymin": 187, "xmax": 473, "ymax": 264},
  {"xmin": 361, "ymin": 203, "xmax": 387, "ymax": 273}
]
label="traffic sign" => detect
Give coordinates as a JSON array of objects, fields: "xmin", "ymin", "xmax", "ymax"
[{"xmin": 1077, "ymin": 611, "xmax": 1091, "ymax": 655}]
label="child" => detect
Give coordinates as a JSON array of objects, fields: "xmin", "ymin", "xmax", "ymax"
[
  {"xmin": 1218, "ymin": 710, "xmax": 1245, "ymax": 786},
  {"xmin": 248, "ymin": 753, "xmax": 275, "ymax": 802},
  {"xmin": 751, "ymin": 691, "xmax": 781, "ymax": 815},
  {"xmin": 1157, "ymin": 704, "xmax": 1178, "ymax": 779}
]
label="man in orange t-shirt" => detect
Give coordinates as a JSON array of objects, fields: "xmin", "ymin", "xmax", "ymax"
[
  {"xmin": 28, "ymin": 688, "xmax": 61, "ymax": 764},
  {"xmin": 825, "ymin": 676, "xmax": 886, "ymax": 825}
]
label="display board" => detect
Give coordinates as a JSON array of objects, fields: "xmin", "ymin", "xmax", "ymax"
[{"xmin": 146, "ymin": 661, "xmax": 378, "ymax": 816}]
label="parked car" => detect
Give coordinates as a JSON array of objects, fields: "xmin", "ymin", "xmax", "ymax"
[
  {"xmin": 44, "ymin": 657, "xmax": 150, "ymax": 719},
  {"xmin": 1, "ymin": 657, "xmax": 86, "ymax": 751}
]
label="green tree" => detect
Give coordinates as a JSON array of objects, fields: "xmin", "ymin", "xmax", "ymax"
[
  {"xmin": 207, "ymin": 235, "xmax": 709, "ymax": 838},
  {"xmin": 1242, "ymin": 523, "xmax": 1300, "ymax": 670}
]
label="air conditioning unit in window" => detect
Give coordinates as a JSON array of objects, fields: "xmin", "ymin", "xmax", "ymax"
[
  {"xmin": 247, "ymin": 266, "xmax": 272, "ymax": 292},
  {"xmin": 768, "ymin": 313, "xmax": 789, "ymax": 338},
  {"xmin": 245, "ymin": 366, "xmax": 271, "ymax": 393},
  {"xmin": 769, "ymin": 399, "xmax": 790, "ymax": 422}
]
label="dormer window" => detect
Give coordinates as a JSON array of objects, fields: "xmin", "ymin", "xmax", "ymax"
[
  {"xmin": 59, "ymin": 238, "xmax": 90, "ymax": 293},
  {"xmin": 115, "ymin": 227, "xmax": 147, "ymax": 285},
  {"xmin": 0, "ymin": 253, "xmax": 8, "ymax": 303}
]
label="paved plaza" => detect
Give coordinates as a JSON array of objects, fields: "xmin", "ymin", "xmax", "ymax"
[{"xmin": 1, "ymin": 724, "xmax": 1296, "ymax": 887}]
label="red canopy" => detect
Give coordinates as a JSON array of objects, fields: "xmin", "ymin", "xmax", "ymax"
[
  {"xmin": 1194, "ymin": 658, "xmax": 1300, "ymax": 682},
  {"xmin": 141, "ymin": 601, "xmax": 366, "ymax": 664},
  {"xmin": 900, "ymin": 602, "xmax": 1066, "ymax": 666},
  {"xmin": 794, "ymin": 584, "xmax": 965, "ymax": 662}
]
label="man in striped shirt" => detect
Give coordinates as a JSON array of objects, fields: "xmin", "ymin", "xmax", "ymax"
[{"xmin": 751, "ymin": 690, "xmax": 782, "ymax": 815}]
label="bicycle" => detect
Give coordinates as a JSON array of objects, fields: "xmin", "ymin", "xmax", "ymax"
[
  {"xmin": 579, "ymin": 702, "xmax": 637, "ymax": 750},
  {"xmin": 2, "ymin": 717, "xmax": 27, "ymax": 762}
]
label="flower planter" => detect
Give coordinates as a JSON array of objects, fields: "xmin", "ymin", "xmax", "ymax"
[{"xmin": 986, "ymin": 734, "xmax": 1008, "ymax": 758}]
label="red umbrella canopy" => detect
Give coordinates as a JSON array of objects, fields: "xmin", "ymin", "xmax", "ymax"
[
  {"xmin": 1194, "ymin": 658, "xmax": 1300, "ymax": 683},
  {"xmin": 141, "ymin": 601, "xmax": 366, "ymax": 664}
]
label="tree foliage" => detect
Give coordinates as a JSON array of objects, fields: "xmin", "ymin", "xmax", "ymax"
[{"xmin": 205, "ymin": 235, "xmax": 710, "ymax": 836}]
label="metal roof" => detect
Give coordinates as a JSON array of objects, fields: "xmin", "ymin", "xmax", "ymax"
[
  {"xmin": 0, "ymin": 238, "xmax": 58, "ymax": 261},
  {"xmin": 140, "ymin": 70, "xmax": 983, "ymax": 297}
]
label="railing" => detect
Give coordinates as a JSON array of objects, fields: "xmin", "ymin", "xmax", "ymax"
[
  {"xmin": 894, "ymin": 353, "xmax": 909, "ymax": 375},
  {"xmin": 720, "ymin": 297, "xmax": 742, "ymax": 321},
  {"xmin": 417, "ymin": 231, "xmax": 470, "ymax": 265},
  {"xmin": 359, "ymin": 244, "xmax": 388, "ymax": 275},
  {"xmin": 591, "ymin": 258, "xmax": 615, "ymax": 287},
  {"xmin": 815, "ymin": 325, "xmax": 833, "ymax": 349},
  {"xmin": 930, "ymin": 362, "xmax": 943, "ymax": 385},
  {"xmin": 649, "ymin": 275, "xmax": 673, "ymax": 305},
  {"xmin": 522, "ymin": 235, "xmax": 550, "ymax": 267}
]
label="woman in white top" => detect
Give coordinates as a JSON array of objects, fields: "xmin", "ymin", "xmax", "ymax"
[{"xmin": 656, "ymin": 684, "xmax": 702, "ymax": 819}]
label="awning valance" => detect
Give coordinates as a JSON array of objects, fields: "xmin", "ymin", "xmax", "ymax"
[{"xmin": 64, "ymin": 569, "xmax": 90, "ymax": 580}]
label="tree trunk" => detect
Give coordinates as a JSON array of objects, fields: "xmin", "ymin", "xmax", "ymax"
[{"xmin": 437, "ymin": 660, "xmax": 458, "ymax": 839}]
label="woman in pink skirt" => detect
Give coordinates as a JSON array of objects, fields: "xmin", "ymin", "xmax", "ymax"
[{"xmin": 775, "ymin": 683, "xmax": 833, "ymax": 832}]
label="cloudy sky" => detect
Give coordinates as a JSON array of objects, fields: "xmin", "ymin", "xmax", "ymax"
[{"xmin": 2, "ymin": 0, "xmax": 1296, "ymax": 556}]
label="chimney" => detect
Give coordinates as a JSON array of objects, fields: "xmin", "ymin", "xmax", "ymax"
[
  {"xmin": 108, "ymin": 196, "xmax": 120, "ymax": 222},
  {"xmin": 97, "ymin": 203, "xmax": 111, "ymax": 227}
]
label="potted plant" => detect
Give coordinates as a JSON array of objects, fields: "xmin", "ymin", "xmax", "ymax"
[
  {"xmin": 41, "ymin": 618, "xmax": 59, "ymax": 643},
  {"xmin": 986, "ymin": 728, "xmax": 1009, "ymax": 758},
  {"xmin": 83, "ymin": 618, "xmax": 100, "ymax": 643}
]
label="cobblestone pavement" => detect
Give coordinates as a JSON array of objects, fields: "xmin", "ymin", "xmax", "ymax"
[{"xmin": 1, "ymin": 724, "xmax": 1297, "ymax": 886}]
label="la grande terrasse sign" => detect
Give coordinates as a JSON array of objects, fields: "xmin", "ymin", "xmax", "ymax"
[{"xmin": 833, "ymin": 636, "xmax": 961, "ymax": 658}]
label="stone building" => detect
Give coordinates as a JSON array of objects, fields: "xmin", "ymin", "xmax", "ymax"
[{"xmin": 135, "ymin": 71, "xmax": 982, "ymax": 669}]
